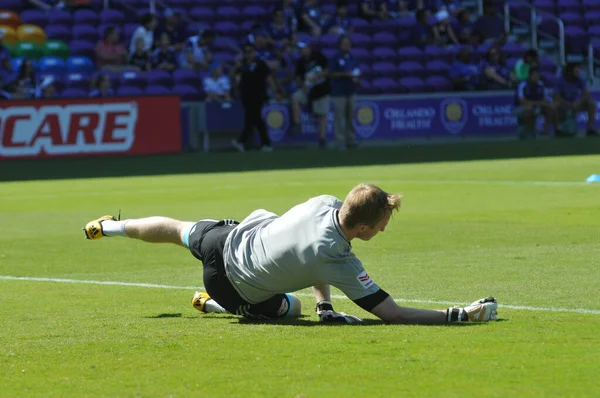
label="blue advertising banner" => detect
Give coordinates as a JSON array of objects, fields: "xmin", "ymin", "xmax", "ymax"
[{"xmin": 204, "ymin": 93, "xmax": 600, "ymax": 143}]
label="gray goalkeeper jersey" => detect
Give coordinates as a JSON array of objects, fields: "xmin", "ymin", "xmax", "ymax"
[{"xmin": 222, "ymin": 195, "xmax": 380, "ymax": 304}]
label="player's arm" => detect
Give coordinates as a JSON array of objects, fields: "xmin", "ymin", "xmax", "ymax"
[{"xmin": 368, "ymin": 295, "xmax": 447, "ymax": 325}]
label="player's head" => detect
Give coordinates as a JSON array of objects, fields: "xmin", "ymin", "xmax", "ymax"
[
  {"xmin": 336, "ymin": 0, "xmax": 348, "ymax": 16},
  {"xmin": 340, "ymin": 184, "xmax": 402, "ymax": 241},
  {"xmin": 243, "ymin": 43, "xmax": 257, "ymax": 61},
  {"xmin": 338, "ymin": 35, "xmax": 352, "ymax": 53},
  {"xmin": 564, "ymin": 62, "xmax": 580, "ymax": 79}
]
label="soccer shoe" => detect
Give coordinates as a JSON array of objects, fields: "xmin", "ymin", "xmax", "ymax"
[
  {"xmin": 191, "ymin": 291, "xmax": 211, "ymax": 313},
  {"xmin": 82, "ymin": 215, "xmax": 117, "ymax": 240}
]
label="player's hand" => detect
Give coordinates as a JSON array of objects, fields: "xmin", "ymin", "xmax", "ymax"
[
  {"xmin": 318, "ymin": 310, "xmax": 362, "ymax": 324},
  {"xmin": 464, "ymin": 297, "xmax": 498, "ymax": 322}
]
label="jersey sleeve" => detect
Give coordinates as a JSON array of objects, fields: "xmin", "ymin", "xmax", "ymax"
[{"xmin": 326, "ymin": 254, "xmax": 382, "ymax": 302}]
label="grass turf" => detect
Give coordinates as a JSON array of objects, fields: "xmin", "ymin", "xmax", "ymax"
[{"xmin": 1, "ymin": 148, "xmax": 599, "ymax": 397}]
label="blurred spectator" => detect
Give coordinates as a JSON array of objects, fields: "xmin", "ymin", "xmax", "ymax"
[
  {"xmin": 129, "ymin": 14, "xmax": 157, "ymax": 55},
  {"xmin": 291, "ymin": 42, "xmax": 330, "ymax": 148},
  {"xmin": 282, "ymin": 0, "xmax": 299, "ymax": 34},
  {"xmin": 154, "ymin": 9, "xmax": 187, "ymax": 52},
  {"xmin": 254, "ymin": 31, "xmax": 280, "ymax": 71},
  {"xmin": 89, "ymin": 73, "xmax": 114, "ymax": 98},
  {"xmin": 181, "ymin": 29, "xmax": 215, "ymax": 71},
  {"xmin": 514, "ymin": 49, "xmax": 539, "ymax": 82},
  {"xmin": 9, "ymin": 79, "xmax": 27, "ymax": 99},
  {"xmin": 203, "ymin": 61, "xmax": 232, "ymax": 104},
  {"xmin": 417, "ymin": 0, "xmax": 461, "ymax": 14},
  {"xmin": 411, "ymin": 9, "xmax": 434, "ymax": 47},
  {"xmin": 0, "ymin": 75, "xmax": 10, "ymax": 99},
  {"xmin": 95, "ymin": 26, "xmax": 128, "ymax": 71},
  {"xmin": 453, "ymin": 9, "xmax": 474, "ymax": 45},
  {"xmin": 358, "ymin": 0, "xmax": 389, "ymax": 21},
  {"xmin": 474, "ymin": 2, "xmax": 506, "ymax": 45},
  {"xmin": 231, "ymin": 43, "xmax": 282, "ymax": 152},
  {"xmin": 36, "ymin": 76, "xmax": 56, "ymax": 99},
  {"xmin": 128, "ymin": 38, "xmax": 151, "ymax": 71},
  {"xmin": 450, "ymin": 47, "xmax": 480, "ymax": 91},
  {"xmin": 516, "ymin": 68, "xmax": 554, "ymax": 135},
  {"xmin": 299, "ymin": 0, "xmax": 323, "ymax": 36},
  {"xmin": 554, "ymin": 63, "xmax": 599, "ymax": 137},
  {"xmin": 323, "ymin": 1, "xmax": 353, "ymax": 35},
  {"xmin": 268, "ymin": 8, "xmax": 294, "ymax": 47},
  {"xmin": 481, "ymin": 46, "xmax": 513, "ymax": 89},
  {"xmin": 151, "ymin": 33, "xmax": 178, "ymax": 72},
  {"xmin": 330, "ymin": 35, "xmax": 359, "ymax": 150},
  {"xmin": 0, "ymin": 32, "xmax": 11, "ymax": 81},
  {"xmin": 387, "ymin": 1, "xmax": 410, "ymax": 18},
  {"xmin": 29, "ymin": 0, "xmax": 90, "ymax": 9},
  {"xmin": 16, "ymin": 59, "xmax": 36, "ymax": 99},
  {"xmin": 433, "ymin": 9, "xmax": 458, "ymax": 46}
]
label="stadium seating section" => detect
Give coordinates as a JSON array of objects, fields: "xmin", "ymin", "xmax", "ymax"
[{"xmin": 0, "ymin": 0, "xmax": 596, "ymax": 99}]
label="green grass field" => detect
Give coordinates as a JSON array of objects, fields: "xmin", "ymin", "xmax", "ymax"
[{"xmin": 1, "ymin": 145, "xmax": 599, "ymax": 397}]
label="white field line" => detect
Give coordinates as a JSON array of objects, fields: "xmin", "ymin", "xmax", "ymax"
[
  {"xmin": 1, "ymin": 275, "xmax": 599, "ymax": 315},
  {"xmin": 0, "ymin": 179, "xmax": 597, "ymax": 201}
]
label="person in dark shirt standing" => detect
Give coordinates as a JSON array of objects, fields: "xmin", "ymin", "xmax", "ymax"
[
  {"xmin": 516, "ymin": 68, "xmax": 555, "ymax": 135},
  {"xmin": 554, "ymin": 62, "xmax": 598, "ymax": 137},
  {"xmin": 291, "ymin": 42, "xmax": 331, "ymax": 148},
  {"xmin": 231, "ymin": 43, "xmax": 283, "ymax": 152},
  {"xmin": 330, "ymin": 35, "xmax": 359, "ymax": 150}
]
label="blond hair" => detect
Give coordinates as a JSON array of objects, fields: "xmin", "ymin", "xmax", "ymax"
[{"xmin": 339, "ymin": 184, "xmax": 402, "ymax": 229}]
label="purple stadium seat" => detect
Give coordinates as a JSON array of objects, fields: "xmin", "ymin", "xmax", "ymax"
[
  {"xmin": 216, "ymin": 7, "xmax": 242, "ymax": 23},
  {"xmin": 398, "ymin": 46, "xmax": 424, "ymax": 62},
  {"xmin": 62, "ymin": 88, "xmax": 87, "ymax": 98},
  {"xmin": 423, "ymin": 45, "xmax": 451, "ymax": 62},
  {"xmin": 145, "ymin": 85, "xmax": 171, "ymax": 95},
  {"xmin": 585, "ymin": 11, "xmax": 600, "ymax": 25},
  {"xmin": 349, "ymin": 33, "xmax": 371, "ymax": 48},
  {"xmin": 39, "ymin": 56, "xmax": 67, "ymax": 74},
  {"xmin": 589, "ymin": 25, "xmax": 600, "ymax": 36},
  {"xmin": 398, "ymin": 61, "xmax": 425, "ymax": 79},
  {"xmin": 48, "ymin": 9, "xmax": 72, "ymax": 26},
  {"xmin": 321, "ymin": 3, "xmax": 336, "ymax": 16},
  {"xmin": 583, "ymin": 0, "xmax": 600, "ymax": 11},
  {"xmin": 397, "ymin": 17, "xmax": 416, "ymax": 44},
  {"xmin": 45, "ymin": 24, "xmax": 72, "ymax": 42},
  {"xmin": 172, "ymin": 84, "xmax": 201, "ymax": 100},
  {"xmin": 538, "ymin": 18, "xmax": 559, "ymax": 37},
  {"xmin": 67, "ymin": 56, "xmax": 94, "ymax": 74},
  {"xmin": 117, "ymin": 86, "xmax": 144, "ymax": 96},
  {"xmin": 119, "ymin": 71, "xmax": 146, "ymax": 89},
  {"xmin": 350, "ymin": 18, "xmax": 370, "ymax": 34},
  {"xmin": 242, "ymin": 5, "xmax": 268, "ymax": 21},
  {"xmin": 213, "ymin": 52, "xmax": 236, "ymax": 64},
  {"xmin": 372, "ymin": 61, "xmax": 397, "ymax": 77},
  {"xmin": 372, "ymin": 77, "xmax": 399, "ymax": 94},
  {"xmin": 74, "ymin": 9, "xmax": 100, "ymax": 25},
  {"xmin": 69, "ymin": 40, "xmax": 95, "ymax": 59},
  {"xmin": 425, "ymin": 76, "xmax": 452, "ymax": 92},
  {"xmin": 146, "ymin": 70, "xmax": 172, "ymax": 87},
  {"xmin": 240, "ymin": 21, "xmax": 256, "ymax": 32},
  {"xmin": 72, "ymin": 25, "xmax": 98, "ymax": 42},
  {"xmin": 357, "ymin": 63, "xmax": 372, "ymax": 78},
  {"xmin": 296, "ymin": 32, "xmax": 313, "ymax": 44},
  {"xmin": 356, "ymin": 79, "xmax": 377, "ymax": 95},
  {"xmin": 320, "ymin": 34, "xmax": 339, "ymax": 49},
  {"xmin": 565, "ymin": 27, "xmax": 588, "ymax": 54},
  {"xmin": 532, "ymin": 0, "xmax": 555, "ymax": 14},
  {"xmin": 123, "ymin": 23, "xmax": 139, "ymax": 43},
  {"xmin": 0, "ymin": 0, "xmax": 22, "ymax": 13},
  {"xmin": 561, "ymin": 12, "xmax": 584, "ymax": 27},
  {"xmin": 541, "ymin": 72, "xmax": 557, "ymax": 88},
  {"xmin": 65, "ymin": 73, "xmax": 91, "ymax": 90},
  {"xmin": 425, "ymin": 60, "xmax": 451, "ymax": 76},
  {"xmin": 539, "ymin": 56, "xmax": 557, "ymax": 73},
  {"xmin": 20, "ymin": 10, "xmax": 47, "ymax": 27},
  {"xmin": 214, "ymin": 21, "xmax": 239, "ymax": 36},
  {"xmin": 350, "ymin": 48, "xmax": 371, "ymax": 63},
  {"xmin": 100, "ymin": 10, "xmax": 125, "ymax": 25},
  {"xmin": 399, "ymin": 77, "xmax": 427, "ymax": 93},
  {"xmin": 502, "ymin": 42, "xmax": 525, "ymax": 58},
  {"xmin": 213, "ymin": 36, "xmax": 237, "ymax": 52},
  {"xmin": 511, "ymin": 5, "xmax": 530, "ymax": 24},
  {"xmin": 190, "ymin": 7, "xmax": 214, "ymax": 21},
  {"xmin": 173, "ymin": 69, "xmax": 199, "ymax": 86},
  {"xmin": 187, "ymin": 22, "xmax": 212, "ymax": 37},
  {"xmin": 371, "ymin": 32, "xmax": 396, "ymax": 47},
  {"xmin": 372, "ymin": 47, "xmax": 397, "ymax": 62},
  {"xmin": 557, "ymin": 0, "xmax": 584, "ymax": 13},
  {"xmin": 322, "ymin": 48, "xmax": 337, "ymax": 59}
]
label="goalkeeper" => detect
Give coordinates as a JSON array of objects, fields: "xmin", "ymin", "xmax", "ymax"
[{"xmin": 82, "ymin": 184, "xmax": 498, "ymax": 325}]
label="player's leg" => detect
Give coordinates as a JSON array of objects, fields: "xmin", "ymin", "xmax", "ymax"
[
  {"xmin": 83, "ymin": 215, "xmax": 194, "ymax": 246},
  {"xmin": 243, "ymin": 293, "xmax": 302, "ymax": 320},
  {"xmin": 580, "ymin": 97, "xmax": 598, "ymax": 134}
]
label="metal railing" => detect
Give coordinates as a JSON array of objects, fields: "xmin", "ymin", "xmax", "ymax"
[
  {"xmin": 587, "ymin": 38, "xmax": 600, "ymax": 84},
  {"xmin": 503, "ymin": 0, "xmax": 565, "ymax": 66}
]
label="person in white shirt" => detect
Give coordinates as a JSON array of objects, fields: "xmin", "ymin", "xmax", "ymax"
[
  {"xmin": 129, "ymin": 13, "xmax": 156, "ymax": 56},
  {"xmin": 82, "ymin": 184, "xmax": 498, "ymax": 324},
  {"xmin": 180, "ymin": 29, "xmax": 215, "ymax": 71},
  {"xmin": 203, "ymin": 61, "xmax": 232, "ymax": 103}
]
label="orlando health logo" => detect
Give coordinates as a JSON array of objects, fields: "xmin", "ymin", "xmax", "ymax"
[
  {"xmin": 262, "ymin": 104, "xmax": 290, "ymax": 143},
  {"xmin": 353, "ymin": 101, "xmax": 380, "ymax": 138},
  {"xmin": 440, "ymin": 98, "xmax": 468, "ymax": 134}
]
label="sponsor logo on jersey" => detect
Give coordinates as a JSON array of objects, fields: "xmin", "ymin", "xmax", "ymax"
[
  {"xmin": 356, "ymin": 270, "xmax": 374, "ymax": 288},
  {"xmin": 0, "ymin": 102, "xmax": 138, "ymax": 157}
]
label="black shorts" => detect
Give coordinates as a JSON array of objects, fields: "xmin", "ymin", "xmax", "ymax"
[{"xmin": 185, "ymin": 219, "xmax": 292, "ymax": 320}]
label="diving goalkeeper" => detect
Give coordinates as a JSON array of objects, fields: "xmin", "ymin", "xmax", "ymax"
[{"xmin": 82, "ymin": 184, "xmax": 498, "ymax": 324}]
